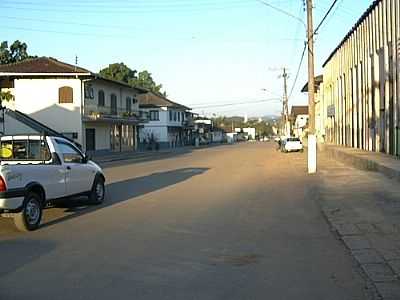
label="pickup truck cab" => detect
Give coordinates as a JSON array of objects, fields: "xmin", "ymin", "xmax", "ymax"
[{"xmin": 0, "ymin": 135, "xmax": 105, "ymax": 231}]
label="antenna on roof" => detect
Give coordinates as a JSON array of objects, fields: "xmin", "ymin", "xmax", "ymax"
[{"xmin": 74, "ymin": 55, "xmax": 78, "ymax": 71}]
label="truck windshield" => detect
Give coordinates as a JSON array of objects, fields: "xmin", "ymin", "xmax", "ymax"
[{"xmin": 0, "ymin": 140, "xmax": 51, "ymax": 160}]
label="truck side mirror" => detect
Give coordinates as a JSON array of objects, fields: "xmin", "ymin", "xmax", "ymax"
[{"xmin": 83, "ymin": 153, "xmax": 92, "ymax": 163}]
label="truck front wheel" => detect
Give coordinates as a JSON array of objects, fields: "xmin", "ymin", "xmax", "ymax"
[
  {"xmin": 89, "ymin": 176, "xmax": 105, "ymax": 205},
  {"xmin": 14, "ymin": 192, "xmax": 43, "ymax": 231}
]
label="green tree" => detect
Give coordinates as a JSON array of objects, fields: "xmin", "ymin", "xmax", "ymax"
[
  {"xmin": 99, "ymin": 62, "xmax": 137, "ymax": 85},
  {"xmin": 131, "ymin": 70, "xmax": 163, "ymax": 94},
  {"xmin": 0, "ymin": 90, "xmax": 14, "ymax": 105},
  {"xmin": 0, "ymin": 40, "xmax": 30, "ymax": 65},
  {"xmin": 99, "ymin": 63, "xmax": 165, "ymax": 95}
]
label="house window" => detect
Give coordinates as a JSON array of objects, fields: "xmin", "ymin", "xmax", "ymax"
[
  {"xmin": 84, "ymin": 85, "xmax": 94, "ymax": 99},
  {"xmin": 150, "ymin": 110, "xmax": 159, "ymax": 121},
  {"xmin": 177, "ymin": 111, "xmax": 180, "ymax": 122},
  {"xmin": 59, "ymin": 86, "xmax": 73, "ymax": 104},
  {"xmin": 174, "ymin": 111, "xmax": 177, "ymax": 121},
  {"xmin": 126, "ymin": 97, "xmax": 132, "ymax": 112},
  {"xmin": 110, "ymin": 94, "xmax": 117, "ymax": 115},
  {"xmin": 98, "ymin": 90, "xmax": 105, "ymax": 107},
  {"xmin": 169, "ymin": 110, "xmax": 173, "ymax": 121},
  {"xmin": 132, "ymin": 98, "xmax": 137, "ymax": 104}
]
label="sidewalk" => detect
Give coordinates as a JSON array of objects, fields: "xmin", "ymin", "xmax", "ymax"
[
  {"xmin": 322, "ymin": 144, "xmax": 400, "ymax": 182},
  {"xmin": 316, "ymin": 151, "xmax": 400, "ymax": 299}
]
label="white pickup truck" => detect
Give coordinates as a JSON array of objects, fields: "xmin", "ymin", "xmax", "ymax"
[{"xmin": 0, "ymin": 135, "xmax": 105, "ymax": 231}]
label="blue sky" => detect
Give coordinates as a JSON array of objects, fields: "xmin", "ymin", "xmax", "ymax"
[{"xmin": 2, "ymin": 0, "xmax": 373, "ymax": 117}]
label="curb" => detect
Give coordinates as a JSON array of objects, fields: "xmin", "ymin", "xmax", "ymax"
[{"xmin": 322, "ymin": 146, "xmax": 400, "ymax": 183}]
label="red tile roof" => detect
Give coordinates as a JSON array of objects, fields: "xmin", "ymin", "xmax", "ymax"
[
  {"xmin": 0, "ymin": 57, "xmax": 91, "ymax": 74},
  {"xmin": 137, "ymin": 92, "xmax": 190, "ymax": 110},
  {"xmin": 290, "ymin": 106, "xmax": 309, "ymax": 118}
]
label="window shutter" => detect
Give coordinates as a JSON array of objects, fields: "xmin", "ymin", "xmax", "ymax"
[{"xmin": 59, "ymin": 86, "xmax": 73, "ymax": 103}]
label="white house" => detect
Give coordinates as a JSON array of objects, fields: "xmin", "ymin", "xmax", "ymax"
[
  {"xmin": 290, "ymin": 106, "xmax": 309, "ymax": 140},
  {"xmin": 0, "ymin": 57, "xmax": 147, "ymax": 153},
  {"xmin": 234, "ymin": 127, "xmax": 256, "ymax": 140},
  {"xmin": 137, "ymin": 92, "xmax": 192, "ymax": 149}
]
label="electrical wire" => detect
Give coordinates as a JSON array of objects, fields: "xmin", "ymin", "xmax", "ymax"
[
  {"xmin": 0, "ymin": 1, "xmax": 252, "ymax": 14},
  {"xmin": 288, "ymin": 42, "xmax": 306, "ymax": 100},
  {"xmin": 314, "ymin": 0, "xmax": 340, "ymax": 35},
  {"xmin": 256, "ymin": 0, "xmax": 306, "ymax": 27},
  {"xmin": 191, "ymin": 98, "xmax": 280, "ymax": 109}
]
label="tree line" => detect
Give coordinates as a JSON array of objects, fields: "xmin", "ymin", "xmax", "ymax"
[{"xmin": 212, "ymin": 116, "xmax": 277, "ymax": 138}]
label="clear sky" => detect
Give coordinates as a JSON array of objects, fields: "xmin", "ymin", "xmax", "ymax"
[{"xmin": 2, "ymin": 0, "xmax": 373, "ymax": 117}]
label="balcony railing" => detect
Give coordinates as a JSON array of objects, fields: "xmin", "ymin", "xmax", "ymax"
[{"xmin": 84, "ymin": 104, "xmax": 149, "ymax": 123}]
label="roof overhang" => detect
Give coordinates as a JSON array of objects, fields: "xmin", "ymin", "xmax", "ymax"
[
  {"xmin": 301, "ymin": 75, "xmax": 323, "ymax": 93},
  {"xmin": 322, "ymin": 0, "xmax": 381, "ymax": 67},
  {"xmin": 0, "ymin": 72, "xmax": 92, "ymax": 77}
]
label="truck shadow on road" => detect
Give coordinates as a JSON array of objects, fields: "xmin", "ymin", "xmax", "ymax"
[
  {"xmin": 99, "ymin": 150, "xmax": 193, "ymax": 169},
  {"xmin": 0, "ymin": 239, "xmax": 56, "ymax": 279},
  {"xmin": 41, "ymin": 167, "xmax": 209, "ymax": 229}
]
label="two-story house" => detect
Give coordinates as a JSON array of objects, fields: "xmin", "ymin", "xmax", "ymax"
[
  {"xmin": 290, "ymin": 106, "xmax": 309, "ymax": 140},
  {"xmin": 0, "ymin": 57, "xmax": 147, "ymax": 153},
  {"xmin": 137, "ymin": 92, "xmax": 192, "ymax": 149}
]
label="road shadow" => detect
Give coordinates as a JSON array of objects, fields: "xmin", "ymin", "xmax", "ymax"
[
  {"xmin": 98, "ymin": 143, "xmax": 234, "ymax": 169},
  {"xmin": 41, "ymin": 167, "xmax": 209, "ymax": 229},
  {"xmin": 99, "ymin": 149, "xmax": 193, "ymax": 169},
  {"xmin": 0, "ymin": 239, "xmax": 56, "ymax": 278}
]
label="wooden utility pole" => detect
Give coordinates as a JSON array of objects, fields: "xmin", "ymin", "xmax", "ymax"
[
  {"xmin": 306, "ymin": 0, "xmax": 317, "ymax": 173},
  {"xmin": 282, "ymin": 68, "xmax": 289, "ymax": 136}
]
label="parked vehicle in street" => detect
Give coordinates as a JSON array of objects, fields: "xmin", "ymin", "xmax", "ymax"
[
  {"xmin": 0, "ymin": 135, "xmax": 105, "ymax": 231},
  {"xmin": 281, "ymin": 137, "xmax": 303, "ymax": 153}
]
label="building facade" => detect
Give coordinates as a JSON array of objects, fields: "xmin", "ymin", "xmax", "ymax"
[
  {"xmin": 0, "ymin": 57, "xmax": 147, "ymax": 153},
  {"xmin": 290, "ymin": 106, "xmax": 309, "ymax": 140},
  {"xmin": 82, "ymin": 78, "xmax": 146, "ymax": 153},
  {"xmin": 137, "ymin": 92, "xmax": 192, "ymax": 149},
  {"xmin": 320, "ymin": 0, "xmax": 400, "ymax": 156}
]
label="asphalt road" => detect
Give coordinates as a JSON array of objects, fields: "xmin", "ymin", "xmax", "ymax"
[{"xmin": 0, "ymin": 142, "xmax": 372, "ymax": 300}]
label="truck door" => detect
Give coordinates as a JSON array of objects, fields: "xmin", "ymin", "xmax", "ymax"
[{"xmin": 56, "ymin": 141, "xmax": 94, "ymax": 196}]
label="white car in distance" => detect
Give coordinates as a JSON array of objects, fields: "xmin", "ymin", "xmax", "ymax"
[{"xmin": 282, "ymin": 137, "xmax": 304, "ymax": 153}]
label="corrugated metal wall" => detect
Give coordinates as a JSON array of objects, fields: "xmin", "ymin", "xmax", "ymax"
[{"xmin": 322, "ymin": 0, "xmax": 399, "ymax": 156}]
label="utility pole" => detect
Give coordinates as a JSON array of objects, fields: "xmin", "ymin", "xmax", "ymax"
[
  {"xmin": 282, "ymin": 68, "xmax": 289, "ymax": 137},
  {"xmin": 306, "ymin": 0, "xmax": 317, "ymax": 174},
  {"xmin": 277, "ymin": 67, "xmax": 289, "ymax": 137}
]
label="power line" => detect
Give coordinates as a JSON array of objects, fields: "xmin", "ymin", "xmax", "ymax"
[
  {"xmin": 5, "ymin": 0, "xmax": 250, "ymax": 7},
  {"xmin": 191, "ymin": 98, "xmax": 280, "ymax": 109},
  {"xmin": 288, "ymin": 42, "xmax": 306, "ymax": 100},
  {"xmin": 256, "ymin": 0, "xmax": 306, "ymax": 27},
  {"xmin": 286, "ymin": 0, "xmax": 340, "ymax": 102},
  {"xmin": 314, "ymin": 0, "xmax": 340, "ymax": 35},
  {"xmin": 313, "ymin": 0, "xmax": 345, "ymax": 36},
  {"xmin": 0, "ymin": 15, "xmax": 138, "ymax": 31},
  {"xmin": 1, "ymin": 25, "xmax": 141, "ymax": 39},
  {"xmin": 0, "ymin": 1, "xmax": 252, "ymax": 14},
  {"xmin": 289, "ymin": 0, "xmax": 305, "ymax": 66}
]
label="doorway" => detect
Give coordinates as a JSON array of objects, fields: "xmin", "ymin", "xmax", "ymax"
[{"xmin": 86, "ymin": 128, "xmax": 96, "ymax": 151}]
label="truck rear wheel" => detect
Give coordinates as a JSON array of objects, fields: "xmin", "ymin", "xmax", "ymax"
[{"xmin": 14, "ymin": 192, "xmax": 43, "ymax": 232}]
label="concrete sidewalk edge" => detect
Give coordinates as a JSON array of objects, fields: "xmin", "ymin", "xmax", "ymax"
[
  {"xmin": 321, "ymin": 145, "xmax": 400, "ymax": 182},
  {"xmin": 309, "ymin": 177, "xmax": 382, "ymax": 300}
]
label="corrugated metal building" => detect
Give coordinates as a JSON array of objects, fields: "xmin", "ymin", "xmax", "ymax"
[{"xmin": 321, "ymin": 0, "xmax": 399, "ymax": 156}]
